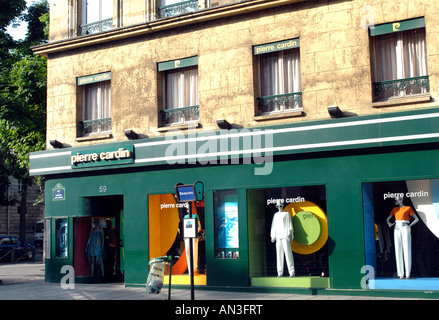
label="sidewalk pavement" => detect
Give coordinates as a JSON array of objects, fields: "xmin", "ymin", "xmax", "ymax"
[{"xmin": 0, "ymin": 261, "xmax": 432, "ymax": 301}]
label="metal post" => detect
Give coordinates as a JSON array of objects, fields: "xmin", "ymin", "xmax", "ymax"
[
  {"xmin": 188, "ymin": 204, "xmax": 195, "ymax": 300},
  {"xmin": 168, "ymin": 256, "xmax": 172, "ymax": 301}
]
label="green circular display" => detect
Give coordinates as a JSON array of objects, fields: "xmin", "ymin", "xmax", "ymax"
[{"xmin": 292, "ymin": 211, "xmax": 322, "ymax": 245}]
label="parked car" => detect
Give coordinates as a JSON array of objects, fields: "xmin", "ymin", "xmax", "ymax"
[
  {"xmin": 0, "ymin": 235, "xmax": 35, "ymax": 262},
  {"xmin": 34, "ymin": 219, "xmax": 44, "ymax": 246}
]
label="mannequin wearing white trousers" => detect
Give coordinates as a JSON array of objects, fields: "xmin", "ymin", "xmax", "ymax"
[
  {"xmin": 270, "ymin": 201, "xmax": 295, "ymax": 277},
  {"xmin": 386, "ymin": 195, "xmax": 419, "ymax": 279},
  {"xmin": 184, "ymin": 237, "xmax": 199, "ymax": 275},
  {"xmin": 184, "ymin": 213, "xmax": 201, "ymax": 275}
]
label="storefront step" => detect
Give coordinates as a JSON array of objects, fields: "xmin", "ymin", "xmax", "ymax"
[
  {"xmin": 251, "ymin": 276, "xmax": 329, "ymax": 288},
  {"xmin": 164, "ymin": 274, "xmax": 207, "ymax": 286},
  {"xmin": 373, "ymin": 278, "xmax": 439, "ymax": 291}
]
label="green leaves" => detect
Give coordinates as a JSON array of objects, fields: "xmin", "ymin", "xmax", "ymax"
[
  {"xmin": 0, "ymin": 0, "xmax": 26, "ymax": 30},
  {"xmin": 0, "ymin": 0, "xmax": 48, "ymax": 186}
]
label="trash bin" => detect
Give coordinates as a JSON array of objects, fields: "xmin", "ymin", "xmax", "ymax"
[{"xmin": 146, "ymin": 255, "xmax": 178, "ymax": 300}]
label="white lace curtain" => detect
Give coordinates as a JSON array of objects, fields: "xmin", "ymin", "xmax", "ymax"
[
  {"xmin": 164, "ymin": 66, "xmax": 199, "ymax": 109},
  {"xmin": 372, "ymin": 28, "xmax": 428, "ymax": 83},
  {"xmin": 259, "ymin": 48, "xmax": 301, "ymax": 97},
  {"xmin": 85, "ymin": 0, "xmax": 113, "ymax": 23},
  {"xmin": 83, "ymin": 80, "xmax": 111, "ymax": 123}
]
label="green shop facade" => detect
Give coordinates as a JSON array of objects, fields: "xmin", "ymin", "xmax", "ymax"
[{"xmin": 30, "ymin": 107, "xmax": 439, "ymax": 296}]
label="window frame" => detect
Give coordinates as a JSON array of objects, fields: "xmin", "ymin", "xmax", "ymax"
[
  {"xmin": 369, "ymin": 17, "xmax": 429, "ymax": 102},
  {"xmin": 253, "ymin": 38, "xmax": 303, "ymax": 116},
  {"xmin": 158, "ymin": 56, "xmax": 199, "ymax": 127},
  {"xmin": 77, "ymin": 72, "xmax": 112, "ymax": 137},
  {"xmin": 80, "ymin": 0, "xmax": 114, "ymax": 35}
]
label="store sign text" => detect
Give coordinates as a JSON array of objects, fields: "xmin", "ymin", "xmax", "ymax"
[
  {"xmin": 383, "ymin": 190, "xmax": 429, "ymax": 200},
  {"xmin": 71, "ymin": 147, "xmax": 133, "ymax": 168},
  {"xmin": 160, "ymin": 202, "xmax": 188, "ymax": 210},
  {"xmin": 253, "ymin": 38, "xmax": 299, "ymax": 55},
  {"xmin": 77, "ymin": 71, "xmax": 111, "ymax": 86},
  {"xmin": 266, "ymin": 197, "xmax": 305, "ymax": 206}
]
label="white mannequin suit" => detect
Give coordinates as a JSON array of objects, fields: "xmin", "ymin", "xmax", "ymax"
[{"xmin": 270, "ymin": 201, "xmax": 295, "ymax": 277}]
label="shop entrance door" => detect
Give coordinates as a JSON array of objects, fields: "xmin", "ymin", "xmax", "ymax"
[{"xmin": 74, "ymin": 195, "xmax": 124, "ymax": 282}]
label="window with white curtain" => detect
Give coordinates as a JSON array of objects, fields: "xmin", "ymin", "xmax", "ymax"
[
  {"xmin": 81, "ymin": 0, "xmax": 113, "ymax": 35},
  {"xmin": 82, "ymin": 80, "xmax": 111, "ymax": 136},
  {"xmin": 161, "ymin": 65, "xmax": 199, "ymax": 126},
  {"xmin": 257, "ymin": 47, "xmax": 302, "ymax": 114},
  {"xmin": 164, "ymin": 66, "xmax": 198, "ymax": 109},
  {"xmin": 371, "ymin": 26, "xmax": 429, "ymax": 100}
]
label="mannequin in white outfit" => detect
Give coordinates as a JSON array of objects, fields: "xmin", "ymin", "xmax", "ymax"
[
  {"xmin": 271, "ymin": 201, "xmax": 295, "ymax": 277},
  {"xmin": 386, "ymin": 195, "xmax": 419, "ymax": 279},
  {"xmin": 184, "ymin": 210, "xmax": 201, "ymax": 275}
]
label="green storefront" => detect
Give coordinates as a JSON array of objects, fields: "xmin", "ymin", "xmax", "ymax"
[{"xmin": 30, "ymin": 107, "xmax": 439, "ymax": 296}]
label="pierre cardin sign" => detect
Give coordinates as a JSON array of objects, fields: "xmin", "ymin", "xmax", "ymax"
[
  {"xmin": 253, "ymin": 38, "xmax": 300, "ymax": 55},
  {"xmin": 71, "ymin": 146, "xmax": 134, "ymax": 168}
]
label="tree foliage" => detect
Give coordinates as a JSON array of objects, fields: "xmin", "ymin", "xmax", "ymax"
[
  {"xmin": 0, "ymin": 0, "xmax": 27, "ymax": 31},
  {"xmin": 0, "ymin": 0, "xmax": 48, "ymax": 234}
]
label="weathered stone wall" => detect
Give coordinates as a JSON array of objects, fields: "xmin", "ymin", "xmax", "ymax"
[{"xmin": 45, "ymin": 0, "xmax": 439, "ymax": 148}]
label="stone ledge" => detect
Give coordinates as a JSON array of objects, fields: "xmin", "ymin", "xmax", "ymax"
[
  {"xmin": 371, "ymin": 93, "xmax": 431, "ymax": 108},
  {"xmin": 254, "ymin": 110, "xmax": 304, "ymax": 121}
]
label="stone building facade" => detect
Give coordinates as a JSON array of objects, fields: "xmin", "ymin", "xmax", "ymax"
[
  {"xmin": 34, "ymin": 0, "xmax": 439, "ymax": 148},
  {"xmin": 30, "ymin": 0, "xmax": 439, "ymax": 296}
]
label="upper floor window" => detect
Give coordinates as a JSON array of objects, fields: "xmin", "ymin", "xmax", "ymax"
[
  {"xmin": 254, "ymin": 39, "xmax": 302, "ymax": 115},
  {"xmin": 158, "ymin": 57, "xmax": 199, "ymax": 127},
  {"xmin": 159, "ymin": 0, "xmax": 200, "ymax": 18},
  {"xmin": 77, "ymin": 72, "xmax": 112, "ymax": 137},
  {"xmin": 81, "ymin": 0, "xmax": 113, "ymax": 35},
  {"xmin": 370, "ymin": 17, "xmax": 429, "ymax": 101}
]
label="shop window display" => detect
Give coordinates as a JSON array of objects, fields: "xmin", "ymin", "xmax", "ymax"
[
  {"xmin": 148, "ymin": 194, "xmax": 206, "ymax": 277},
  {"xmin": 363, "ymin": 179, "xmax": 439, "ymax": 287},
  {"xmin": 55, "ymin": 218, "xmax": 68, "ymax": 258},
  {"xmin": 214, "ymin": 190, "xmax": 239, "ymax": 259},
  {"xmin": 247, "ymin": 185, "xmax": 328, "ymax": 278}
]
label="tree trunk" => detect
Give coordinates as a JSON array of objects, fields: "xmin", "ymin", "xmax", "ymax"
[{"xmin": 19, "ymin": 184, "xmax": 27, "ymax": 241}]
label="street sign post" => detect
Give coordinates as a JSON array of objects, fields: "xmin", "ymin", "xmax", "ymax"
[{"xmin": 174, "ymin": 181, "xmax": 204, "ymax": 300}]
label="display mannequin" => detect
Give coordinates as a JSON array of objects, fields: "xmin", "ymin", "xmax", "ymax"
[
  {"xmin": 86, "ymin": 219, "xmax": 105, "ymax": 276},
  {"xmin": 184, "ymin": 210, "xmax": 202, "ymax": 275},
  {"xmin": 270, "ymin": 201, "xmax": 295, "ymax": 277},
  {"xmin": 386, "ymin": 195, "xmax": 419, "ymax": 279}
]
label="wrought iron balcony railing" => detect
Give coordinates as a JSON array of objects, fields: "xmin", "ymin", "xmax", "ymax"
[
  {"xmin": 159, "ymin": 0, "xmax": 199, "ymax": 18},
  {"xmin": 257, "ymin": 92, "xmax": 303, "ymax": 115},
  {"xmin": 79, "ymin": 117, "xmax": 112, "ymax": 136},
  {"xmin": 161, "ymin": 105, "xmax": 199, "ymax": 126},
  {"xmin": 80, "ymin": 18, "xmax": 113, "ymax": 35},
  {"xmin": 373, "ymin": 75, "xmax": 430, "ymax": 101}
]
